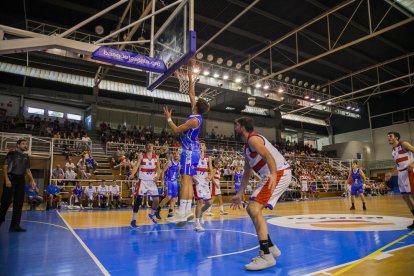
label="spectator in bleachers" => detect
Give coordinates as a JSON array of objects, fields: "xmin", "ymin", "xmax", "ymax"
[
  {"xmin": 65, "ymin": 158, "xmax": 76, "ymax": 171},
  {"xmin": 64, "ymin": 167, "xmax": 77, "ymax": 186},
  {"xmin": 46, "ymin": 180, "xmax": 62, "ymax": 210},
  {"xmin": 52, "ymin": 164, "xmax": 65, "ymax": 185},
  {"xmin": 78, "ymin": 160, "xmax": 91, "ymax": 179},
  {"xmin": 25, "ymin": 182, "xmax": 43, "ymax": 210}
]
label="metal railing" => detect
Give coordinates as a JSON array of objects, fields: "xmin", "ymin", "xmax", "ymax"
[{"xmin": 0, "ymin": 132, "xmax": 53, "ymax": 157}]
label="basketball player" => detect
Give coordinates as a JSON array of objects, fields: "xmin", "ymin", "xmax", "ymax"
[
  {"xmin": 300, "ymin": 172, "xmax": 309, "ymax": 200},
  {"xmin": 192, "ymin": 141, "xmax": 213, "ymax": 231},
  {"xmin": 84, "ymin": 182, "xmax": 96, "ymax": 209},
  {"xmin": 232, "ymin": 117, "xmax": 291, "ymax": 271},
  {"xmin": 206, "ymin": 160, "xmax": 228, "ymax": 216},
  {"xmin": 109, "ymin": 182, "xmax": 121, "ymax": 209},
  {"xmin": 233, "ymin": 165, "xmax": 246, "ymax": 206},
  {"xmin": 163, "ymin": 66, "xmax": 210, "ymax": 226},
  {"xmin": 388, "ymin": 132, "xmax": 414, "ymax": 229},
  {"xmin": 155, "ymin": 150, "xmax": 181, "ymax": 219},
  {"xmin": 129, "ymin": 143, "xmax": 161, "ymax": 228},
  {"xmin": 70, "ymin": 182, "xmax": 84, "ymax": 209},
  {"xmin": 348, "ymin": 161, "xmax": 367, "ymax": 210},
  {"xmin": 97, "ymin": 182, "xmax": 109, "ymax": 208}
]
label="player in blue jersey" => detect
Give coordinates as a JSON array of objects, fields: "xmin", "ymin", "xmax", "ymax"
[
  {"xmin": 70, "ymin": 182, "xmax": 84, "ymax": 209},
  {"xmin": 155, "ymin": 150, "xmax": 181, "ymax": 219},
  {"xmin": 232, "ymin": 165, "xmax": 247, "ymax": 207},
  {"xmin": 164, "ymin": 66, "xmax": 210, "ymax": 226},
  {"xmin": 348, "ymin": 161, "xmax": 367, "ymax": 210}
]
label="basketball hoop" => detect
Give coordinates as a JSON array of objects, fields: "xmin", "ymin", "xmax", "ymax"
[{"xmin": 176, "ymin": 62, "xmax": 200, "ymax": 94}]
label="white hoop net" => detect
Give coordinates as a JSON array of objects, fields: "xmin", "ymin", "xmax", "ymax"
[{"xmin": 176, "ymin": 63, "xmax": 200, "ymax": 94}]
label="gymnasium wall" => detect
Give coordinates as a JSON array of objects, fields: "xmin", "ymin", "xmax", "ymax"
[
  {"xmin": 0, "ymin": 95, "xmax": 20, "ymax": 117},
  {"xmin": 326, "ymin": 121, "xmax": 414, "ymax": 161}
]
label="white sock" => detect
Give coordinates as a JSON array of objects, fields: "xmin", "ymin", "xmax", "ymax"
[
  {"xmin": 151, "ymin": 209, "xmax": 155, "ymax": 215},
  {"xmin": 178, "ymin": 200, "xmax": 186, "ymax": 216},
  {"xmin": 207, "ymin": 206, "xmax": 212, "ymax": 213},
  {"xmin": 186, "ymin": 200, "xmax": 192, "ymax": 214},
  {"xmin": 196, "ymin": 218, "xmax": 200, "ymax": 224},
  {"xmin": 132, "ymin": 212, "xmax": 137, "ymax": 220},
  {"xmin": 220, "ymin": 205, "xmax": 224, "ymax": 212}
]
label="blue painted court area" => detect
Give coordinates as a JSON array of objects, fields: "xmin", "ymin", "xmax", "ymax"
[
  {"xmin": 0, "ymin": 211, "xmax": 101, "ymax": 276},
  {"xmin": 1, "ymin": 210, "xmax": 414, "ymax": 275},
  {"xmin": 75, "ymin": 217, "xmax": 414, "ymax": 276}
]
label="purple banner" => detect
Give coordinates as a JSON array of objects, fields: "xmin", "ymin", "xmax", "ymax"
[{"xmin": 92, "ymin": 47, "xmax": 166, "ymax": 73}]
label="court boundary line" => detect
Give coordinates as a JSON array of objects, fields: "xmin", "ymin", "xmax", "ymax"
[
  {"xmin": 305, "ymin": 232, "xmax": 414, "ymax": 275},
  {"xmin": 56, "ymin": 211, "xmax": 110, "ymax": 276},
  {"xmin": 6, "ymin": 218, "xmax": 69, "ymax": 230},
  {"xmin": 332, "ymin": 230, "xmax": 414, "ymax": 275}
]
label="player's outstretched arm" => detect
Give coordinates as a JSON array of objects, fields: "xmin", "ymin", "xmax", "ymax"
[
  {"xmin": 188, "ymin": 68, "xmax": 196, "ymax": 110},
  {"xmin": 164, "ymin": 106, "xmax": 199, "ymax": 134}
]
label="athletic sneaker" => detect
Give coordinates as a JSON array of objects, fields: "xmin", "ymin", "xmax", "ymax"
[
  {"xmin": 194, "ymin": 222, "xmax": 205, "ymax": 232},
  {"xmin": 155, "ymin": 210, "xmax": 162, "ymax": 220},
  {"xmin": 130, "ymin": 220, "xmax": 139, "ymax": 229},
  {"xmin": 148, "ymin": 214, "xmax": 158, "ymax": 224},
  {"xmin": 350, "ymin": 206, "xmax": 355, "ymax": 210},
  {"xmin": 245, "ymin": 250, "xmax": 276, "ymax": 271},
  {"xmin": 205, "ymin": 212, "xmax": 214, "ymax": 216},
  {"xmin": 167, "ymin": 212, "xmax": 174, "ymax": 218},
  {"xmin": 407, "ymin": 220, "xmax": 414, "ymax": 230},
  {"xmin": 220, "ymin": 211, "xmax": 229, "ymax": 215},
  {"xmin": 269, "ymin": 245, "xmax": 281, "ymax": 258},
  {"xmin": 186, "ymin": 212, "xmax": 194, "ymax": 221},
  {"xmin": 363, "ymin": 205, "xmax": 367, "ymax": 211}
]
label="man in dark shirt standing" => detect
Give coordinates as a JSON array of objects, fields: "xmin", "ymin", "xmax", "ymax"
[{"xmin": 1, "ymin": 139, "xmax": 35, "ymax": 232}]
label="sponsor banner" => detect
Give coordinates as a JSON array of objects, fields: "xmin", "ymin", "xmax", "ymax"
[
  {"xmin": 268, "ymin": 214, "xmax": 413, "ymax": 231},
  {"xmin": 92, "ymin": 47, "xmax": 166, "ymax": 73}
]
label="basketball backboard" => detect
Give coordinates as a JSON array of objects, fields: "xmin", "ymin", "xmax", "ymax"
[{"xmin": 147, "ymin": 0, "xmax": 196, "ymax": 91}]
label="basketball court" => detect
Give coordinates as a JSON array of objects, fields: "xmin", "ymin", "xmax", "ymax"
[
  {"xmin": 1, "ymin": 195, "xmax": 413, "ymax": 275},
  {"xmin": 1, "ymin": 0, "xmax": 414, "ymax": 275}
]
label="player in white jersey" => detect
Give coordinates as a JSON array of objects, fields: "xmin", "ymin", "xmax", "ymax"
[
  {"xmin": 232, "ymin": 117, "xmax": 291, "ymax": 271},
  {"xmin": 388, "ymin": 132, "xmax": 414, "ymax": 229},
  {"xmin": 206, "ymin": 160, "xmax": 229, "ymax": 216},
  {"xmin": 192, "ymin": 141, "xmax": 213, "ymax": 232},
  {"xmin": 84, "ymin": 182, "xmax": 96, "ymax": 209},
  {"xmin": 300, "ymin": 173, "xmax": 308, "ymax": 200},
  {"xmin": 97, "ymin": 182, "xmax": 109, "ymax": 208},
  {"xmin": 109, "ymin": 182, "xmax": 121, "ymax": 209},
  {"xmin": 129, "ymin": 143, "xmax": 161, "ymax": 228}
]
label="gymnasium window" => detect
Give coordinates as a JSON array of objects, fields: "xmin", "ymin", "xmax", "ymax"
[
  {"xmin": 27, "ymin": 107, "xmax": 44, "ymax": 115},
  {"xmin": 67, "ymin": 113, "xmax": 81, "ymax": 121},
  {"xmin": 48, "ymin": 110, "xmax": 64, "ymax": 118}
]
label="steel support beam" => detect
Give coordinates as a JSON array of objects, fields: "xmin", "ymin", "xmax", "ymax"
[
  {"xmin": 59, "ymin": 0, "xmax": 128, "ymax": 38},
  {"xmin": 197, "ymin": 0, "xmax": 261, "ymax": 53},
  {"xmin": 0, "ymin": 35, "xmax": 98, "ymax": 55},
  {"xmin": 288, "ymin": 72, "xmax": 414, "ymax": 114},
  {"xmin": 252, "ymin": 17, "xmax": 414, "ymax": 85},
  {"xmin": 241, "ymin": 0, "xmax": 357, "ymax": 66}
]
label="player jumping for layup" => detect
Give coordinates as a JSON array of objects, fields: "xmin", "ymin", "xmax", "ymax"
[{"xmin": 164, "ymin": 65, "xmax": 210, "ymax": 226}]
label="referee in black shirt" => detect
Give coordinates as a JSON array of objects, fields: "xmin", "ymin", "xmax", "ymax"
[{"xmin": 1, "ymin": 139, "xmax": 35, "ymax": 232}]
